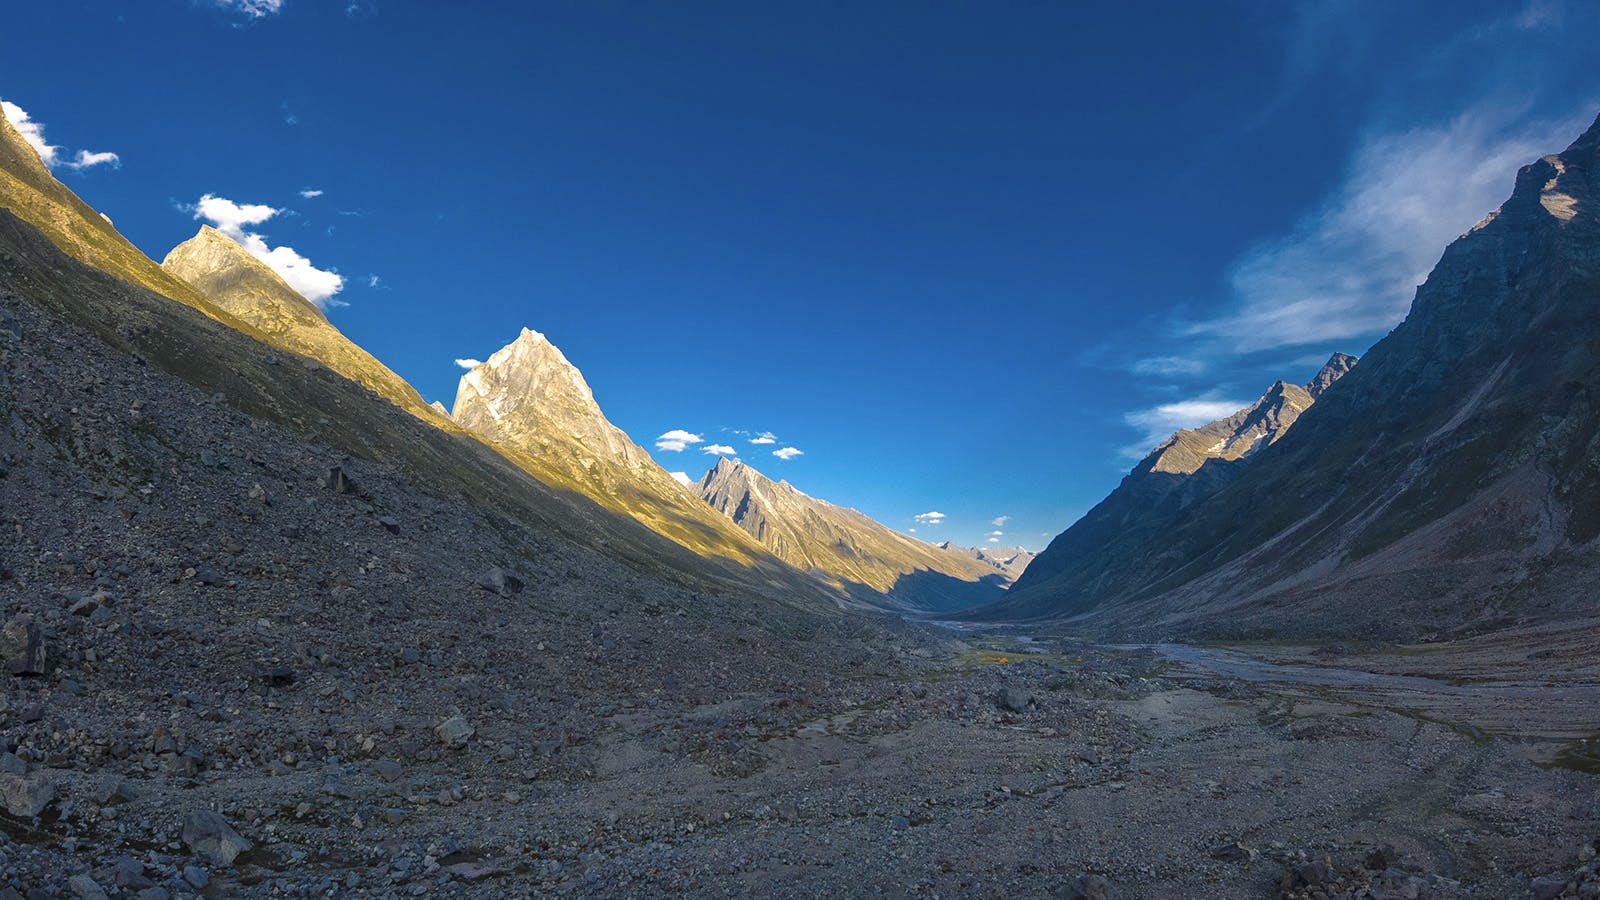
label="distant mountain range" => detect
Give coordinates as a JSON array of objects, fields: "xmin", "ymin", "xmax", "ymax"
[
  {"xmin": 696, "ymin": 457, "xmax": 1015, "ymax": 611},
  {"xmin": 975, "ymin": 114, "xmax": 1600, "ymax": 640},
  {"xmin": 935, "ymin": 542, "xmax": 1035, "ymax": 581}
]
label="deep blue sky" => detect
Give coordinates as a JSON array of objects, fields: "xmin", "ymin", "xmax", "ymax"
[{"xmin": 4, "ymin": 0, "xmax": 1597, "ymax": 549}]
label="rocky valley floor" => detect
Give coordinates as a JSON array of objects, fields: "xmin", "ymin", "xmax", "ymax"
[{"xmin": 2, "ymin": 292, "xmax": 1599, "ymax": 898}]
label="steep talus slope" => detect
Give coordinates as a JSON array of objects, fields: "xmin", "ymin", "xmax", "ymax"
[
  {"xmin": 697, "ymin": 457, "xmax": 1010, "ymax": 611},
  {"xmin": 0, "ymin": 105, "xmax": 247, "ymax": 326},
  {"xmin": 0, "ymin": 116, "xmax": 831, "ymax": 609},
  {"xmin": 161, "ymin": 226, "xmax": 438, "ymax": 420},
  {"xmin": 991, "ymin": 354, "xmax": 1354, "ymax": 610},
  {"xmin": 985, "ymin": 114, "xmax": 1600, "ymax": 639},
  {"xmin": 451, "ymin": 330, "xmax": 788, "ymax": 569}
]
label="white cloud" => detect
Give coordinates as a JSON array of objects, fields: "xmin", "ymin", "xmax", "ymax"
[
  {"xmin": 454, "ymin": 358, "xmax": 482, "ymax": 370},
  {"xmin": 366, "ymin": 274, "xmax": 381, "ymax": 288},
  {"xmin": 668, "ymin": 471, "xmax": 694, "ymax": 487},
  {"xmin": 990, "ymin": 515, "xmax": 1010, "ymax": 527},
  {"xmin": 913, "ymin": 511, "xmax": 945, "ymax": 525},
  {"xmin": 1129, "ymin": 355, "xmax": 1206, "ymax": 377},
  {"xmin": 703, "ymin": 444, "xmax": 737, "ymax": 456},
  {"xmin": 65, "ymin": 149, "xmax": 120, "ymax": 170},
  {"xmin": 2, "ymin": 100, "xmax": 120, "ymax": 171},
  {"xmin": 299, "ymin": 188, "xmax": 324, "ymax": 199},
  {"xmin": 191, "ymin": 193, "xmax": 345, "ymax": 308},
  {"xmin": 1184, "ymin": 105, "xmax": 1594, "ymax": 353},
  {"xmin": 772, "ymin": 447, "xmax": 803, "ymax": 461},
  {"xmin": 656, "ymin": 429, "xmax": 703, "ymax": 452},
  {"xmin": 908, "ymin": 527, "xmax": 917, "ymax": 533},
  {"xmin": 986, "ymin": 537, "xmax": 1001, "ymax": 544},
  {"xmin": 212, "ymin": 0, "xmax": 283, "ymax": 19},
  {"xmin": 1122, "ymin": 397, "xmax": 1247, "ymax": 459},
  {"xmin": 987, "ymin": 530, "xmax": 1005, "ymax": 537},
  {"xmin": 750, "ymin": 432, "xmax": 777, "ymax": 444}
]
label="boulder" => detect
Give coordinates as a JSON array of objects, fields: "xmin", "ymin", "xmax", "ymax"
[
  {"xmin": 476, "ymin": 567, "xmax": 524, "ymax": 596},
  {"xmin": 435, "ymin": 716, "xmax": 475, "ymax": 749},
  {"xmin": 181, "ymin": 810, "xmax": 251, "ymax": 866},
  {"xmin": 1, "ymin": 614, "xmax": 48, "ymax": 675},
  {"xmin": 0, "ymin": 771, "xmax": 55, "ymax": 817}
]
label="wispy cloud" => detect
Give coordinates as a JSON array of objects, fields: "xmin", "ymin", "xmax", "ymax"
[
  {"xmin": 749, "ymin": 431, "xmax": 777, "ymax": 445},
  {"xmin": 1, "ymin": 100, "xmax": 120, "ymax": 171},
  {"xmin": 990, "ymin": 515, "xmax": 1010, "ymax": 527},
  {"xmin": 772, "ymin": 447, "xmax": 803, "ymax": 461},
  {"xmin": 656, "ymin": 429, "xmax": 703, "ymax": 452},
  {"xmin": 1122, "ymin": 396, "xmax": 1247, "ymax": 459},
  {"xmin": 454, "ymin": 358, "xmax": 481, "ymax": 370},
  {"xmin": 913, "ymin": 511, "xmax": 945, "ymax": 525},
  {"xmin": 299, "ymin": 188, "xmax": 324, "ymax": 199},
  {"xmin": 1129, "ymin": 355, "xmax": 1206, "ymax": 378},
  {"xmin": 190, "ymin": 193, "xmax": 345, "ymax": 308},
  {"xmin": 1182, "ymin": 105, "xmax": 1593, "ymax": 353},
  {"xmin": 210, "ymin": 0, "xmax": 284, "ymax": 18},
  {"xmin": 703, "ymin": 443, "xmax": 737, "ymax": 456}
]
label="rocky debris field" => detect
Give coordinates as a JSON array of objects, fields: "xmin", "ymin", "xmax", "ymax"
[{"xmin": 1, "ymin": 290, "xmax": 1597, "ymax": 897}]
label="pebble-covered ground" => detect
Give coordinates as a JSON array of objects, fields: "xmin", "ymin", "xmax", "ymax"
[{"xmin": 2, "ymin": 291, "xmax": 1597, "ymax": 898}]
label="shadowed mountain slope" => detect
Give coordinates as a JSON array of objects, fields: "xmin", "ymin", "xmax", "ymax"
[
  {"xmin": 991, "ymin": 354, "xmax": 1355, "ymax": 611},
  {"xmin": 976, "ymin": 114, "xmax": 1600, "ymax": 639}
]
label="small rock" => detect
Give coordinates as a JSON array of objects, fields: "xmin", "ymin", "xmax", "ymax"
[
  {"xmin": 0, "ymin": 772, "xmax": 55, "ymax": 817},
  {"xmin": 66, "ymin": 875, "xmax": 106, "ymax": 900},
  {"xmin": 0, "ymin": 752, "xmax": 26, "ymax": 776},
  {"xmin": 1056, "ymin": 874, "xmax": 1115, "ymax": 899},
  {"xmin": 378, "ymin": 516, "xmax": 400, "ymax": 534},
  {"xmin": 256, "ymin": 666, "xmax": 296, "ymax": 688},
  {"xmin": 1365, "ymin": 844, "xmax": 1398, "ymax": 870},
  {"xmin": 476, "ymin": 567, "xmax": 524, "ymax": 597},
  {"xmin": 322, "ymin": 465, "xmax": 355, "ymax": 494},
  {"xmin": 1, "ymin": 614, "xmax": 48, "ymax": 675},
  {"xmin": 95, "ymin": 777, "xmax": 140, "ymax": 806},
  {"xmin": 182, "ymin": 865, "xmax": 208, "ymax": 888},
  {"xmin": 1531, "ymin": 874, "xmax": 1570, "ymax": 900},
  {"xmin": 68, "ymin": 597, "xmax": 99, "ymax": 616},
  {"xmin": 1210, "ymin": 842, "xmax": 1255, "ymax": 863},
  {"xmin": 199, "ymin": 449, "xmax": 218, "ymax": 467},
  {"xmin": 372, "ymin": 760, "xmax": 404, "ymax": 783},
  {"xmin": 435, "ymin": 717, "xmax": 474, "ymax": 749},
  {"xmin": 193, "ymin": 567, "xmax": 224, "ymax": 587},
  {"xmin": 181, "ymin": 810, "xmax": 252, "ymax": 867},
  {"xmin": 996, "ymin": 685, "xmax": 1034, "ymax": 713},
  {"xmin": 112, "ymin": 857, "xmax": 153, "ymax": 889}
]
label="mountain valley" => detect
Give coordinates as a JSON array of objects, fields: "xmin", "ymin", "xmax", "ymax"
[{"xmin": 1, "ymin": 74, "xmax": 1598, "ymax": 900}]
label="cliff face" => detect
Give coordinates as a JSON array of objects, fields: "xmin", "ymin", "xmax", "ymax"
[
  {"xmin": 981, "ymin": 114, "xmax": 1600, "ymax": 640},
  {"xmin": 162, "ymin": 226, "xmax": 435, "ymax": 419},
  {"xmin": 698, "ymin": 457, "xmax": 1012, "ymax": 612}
]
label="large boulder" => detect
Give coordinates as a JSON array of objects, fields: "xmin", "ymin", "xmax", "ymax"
[
  {"xmin": 181, "ymin": 810, "xmax": 251, "ymax": 866},
  {"xmin": 1, "ymin": 614, "xmax": 48, "ymax": 675}
]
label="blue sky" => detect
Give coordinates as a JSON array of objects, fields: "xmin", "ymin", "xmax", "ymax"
[{"xmin": 4, "ymin": 0, "xmax": 1597, "ymax": 551}]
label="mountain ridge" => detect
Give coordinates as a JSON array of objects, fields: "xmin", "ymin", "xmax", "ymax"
[{"xmin": 697, "ymin": 456, "xmax": 1012, "ymax": 611}]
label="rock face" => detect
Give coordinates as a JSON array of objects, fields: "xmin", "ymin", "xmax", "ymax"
[
  {"xmin": 162, "ymin": 227, "xmax": 439, "ymax": 421},
  {"xmin": 991, "ymin": 354, "xmax": 1355, "ymax": 616},
  {"xmin": 935, "ymin": 542, "xmax": 1036, "ymax": 580},
  {"xmin": 982, "ymin": 113, "xmax": 1600, "ymax": 639},
  {"xmin": 697, "ymin": 457, "xmax": 1011, "ymax": 611},
  {"xmin": 451, "ymin": 329, "xmax": 778, "ymax": 567}
]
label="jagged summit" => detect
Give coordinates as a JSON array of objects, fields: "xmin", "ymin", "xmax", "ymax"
[
  {"xmin": 1306, "ymin": 352, "xmax": 1358, "ymax": 399},
  {"xmin": 935, "ymin": 541, "xmax": 1036, "ymax": 580},
  {"xmin": 696, "ymin": 455, "xmax": 1011, "ymax": 611},
  {"xmin": 449, "ymin": 328, "xmax": 780, "ymax": 566},
  {"xmin": 452, "ymin": 327, "xmax": 646, "ymax": 470}
]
